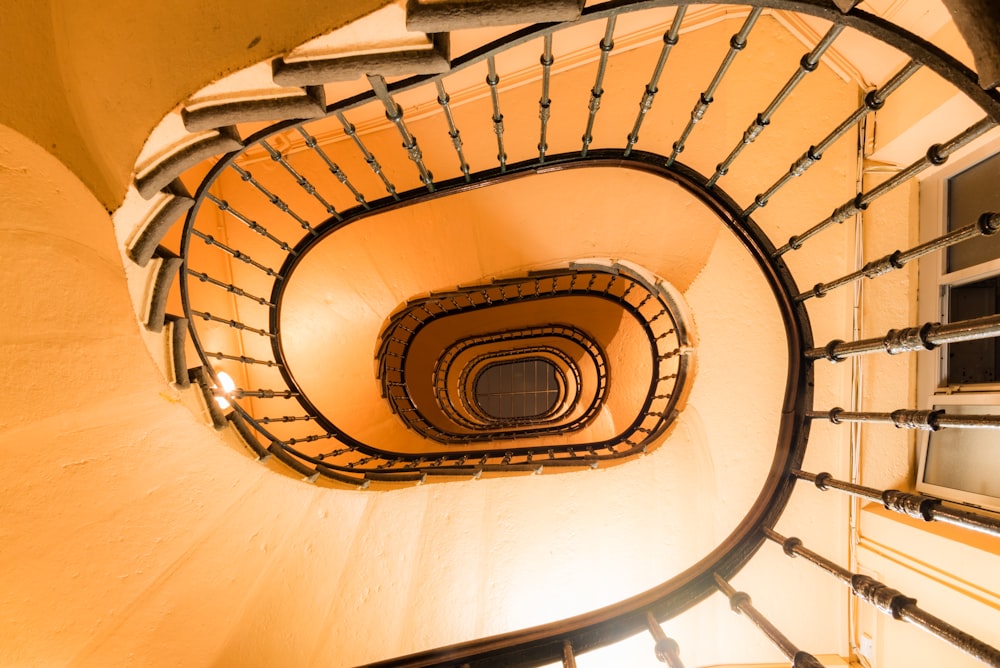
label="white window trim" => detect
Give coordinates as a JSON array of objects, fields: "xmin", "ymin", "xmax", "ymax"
[{"xmin": 916, "ymin": 132, "xmax": 1000, "ymax": 509}]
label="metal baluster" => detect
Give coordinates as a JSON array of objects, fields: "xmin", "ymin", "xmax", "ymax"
[
  {"xmin": 799, "ymin": 212, "xmax": 1000, "ymax": 300},
  {"xmin": 296, "ymin": 127, "xmax": 370, "ymax": 209},
  {"xmin": 538, "ymin": 34, "xmax": 554, "ymax": 162},
  {"xmin": 260, "ymin": 140, "xmax": 343, "ymax": 220},
  {"xmin": 336, "ymin": 111, "xmax": 400, "ymax": 200},
  {"xmin": 792, "ymin": 470, "xmax": 1000, "ymax": 538},
  {"xmin": 764, "ymin": 528, "xmax": 1000, "ymax": 666},
  {"xmin": 807, "ymin": 407, "xmax": 1000, "ymax": 429},
  {"xmin": 205, "ymin": 192, "xmax": 296, "ymax": 254},
  {"xmin": 667, "ymin": 7, "xmax": 763, "ymax": 166},
  {"xmin": 229, "ymin": 163, "xmax": 318, "ymax": 235},
  {"xmin": 625, "ymin": 6, "xmax": 687, "ymax": 157},
  {"xmin": 776, "ymin": 117, "xmax": 996, "ymax": 255},
  {"xmin": 714, "ymin": 574, "xmax": 824, "ymax": 668},
  {"xmin": 187, "ymin": 269, "xmax": 273, "ymax": 306},
  {"xmin": 191, "ymin": 230, "xmax": 282, "ymax": 278},
  {"xmin": 205, "ymin": 351, "xmax": 282, "ymax": 367},
  {"xmin": 562, "ymin": 639, "xmax": 577, "ymax": 668},
  {"xmin": 191, "ymin": 310, "xmax": 275, "ymax": 338},
  {"xmin": 368, "ymin": 75, "xmax": 435, "ymax": 192},
  {"xmin": 435, "ymin": 80, "xmax": 471, "ymax": 181},
  {"xmin": 486, "ymin": 57, "xmax": 507, "ymax": 172},
  {"xmin": 234, "ymin": 388, "xmax": 298, "ymax": 399},
  {"xmin": 708, "ymin": 24, "xmax": 844, "ymax": 187},
  {"xmin": 582, "ymin": 16, "xmax": 617, "ymax": 157},
  {"xmin": 807, "ymin": 314, "xmax": 1000, "ymax": 361},
  {"xmin": 258, "ymin": 415, "xmax": 314, "ymax": 424},
  {"xmin": 286, "ymin": 433, "xmax": 337, "ymax": 444},
  {"xmin": 744, "ymin": 60, "xmax": 921, "ymax": 217}
]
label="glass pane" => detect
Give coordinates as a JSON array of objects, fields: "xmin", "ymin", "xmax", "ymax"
[
  {"xmin": 943, "ymin": 276, "xmax": 1000, "ymax": 385},
  {"xmin": 946, "ymin": 151, "xmax": 1000, "ymax": 273},
  {"xmin": 923, "ymin": 404, "xmax": 1000, "ymax": 499},
  {"xmin": 474, "ymin": 358, "xmax": 560, "ymax": 420}
]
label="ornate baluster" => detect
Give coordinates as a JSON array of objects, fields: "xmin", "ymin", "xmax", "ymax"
[
  {"xmin": 190, "ymin": 229, "xmax": 282, "ymax": 278},
  {"xmin": 625, "ymin": 6, "xmax": 687, "ymax": 157},
  {"xmin": 296, "ymin": 126, "xmax": 369, "ymax": 209},
  {"xmin": 335, "ymin": 110, "xmax": 399, "ymax": 200},
  {"xmin": 799, "ymin": 212, "xmax": 1000, "ymax": 300},
  {"xmin": 191, "ymin": 310, "xmax": 275, "ymax": 338},
  {"xmin": 582, "ymin": 16, "xmax": 617, "ymax": 157},
  {"xmin": 776, "ymin": 117, "xmax": 996, "ymax": 256},
  {"xmin": 260, "ymin": 140, "xmax": 343, "ymax": 220},
  {"xmin": 368, "ymin": 74, "xmax": 435, "ymax": 191},
  {"xmin": 205, "ymin": 351, "xmax": 282, "ymax": 367},
  {"xmin": 486, "ymin": 56, "xmax": 507, "ymax": 172},
  {"xmin": 435, "ymin": 80, "xmax": 471, "ymax": 181},
  {"xmin": 807, "ymin": 314, "xmax": 1000, "ymax": 361},
  {"xmin": 744, "ymin": 60, "xmax": 921, "ymax": 217},
  {"xmin": 205, "ymin": 192, "xmax": 296, "ymax": 254},
  {"xmin": 765, "ymin": 528, "xmax": 1000, "ymax": 665},
  {"xmin": 807, "ymin": 407, "xmax": 1000, "ymax": 429},
  {"xmin": 187, "ymin": 269, "xmax": 274, "ymax": 306},
  {"xmin": 714, "ymin": 574, "xmax": 824, "ymax": 668},
  {"xmin": 792, "ymin": 470, "xmax": 1000, "ymax": 538},
  {"xmin": 229, "ymin": 163, "xmax": 318, "ymax": 235},
  {"xmin": 538, "ymin": 33, "xmax": 554, "ymax": 162},
  {"xmin": 708, "ymin": 24, "xmax": 844, "ymax": 186},
  {"xmin": 667, "ymin": 7, "xmax": 763, "ymax": 166},
  {"xmin": 562, "ymin": 639, "xmax": 577, "ymax": 668}
]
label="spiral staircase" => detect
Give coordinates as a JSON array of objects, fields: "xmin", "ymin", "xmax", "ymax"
[{"xmin": 2, "ymin": 1, "xmax": 1000, "ymax": 666}]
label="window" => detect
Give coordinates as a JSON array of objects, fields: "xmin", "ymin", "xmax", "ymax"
[
  {"xmin": 917, "ymin": 140, "xmax": 1000, "ymax": 511},
  {"xmin": 474, "ymin": 358, "xmax": 561, "ymax": 420}
]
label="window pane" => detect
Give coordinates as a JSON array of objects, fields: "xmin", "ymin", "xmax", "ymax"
[
  {"xmin": 944, "ymin": 276, "xmax": 1000, "ymax": 385},
  {"xmin": 474, "ymin": 359, "xmax": 560, "ymax": 420},
  {"xmin": 923, "ymin": 404, "xmax": 1000, "ymax": 500},
  {"xmin": 947, "ymin": 151, "xmax": 1000, "ymax": 273}
]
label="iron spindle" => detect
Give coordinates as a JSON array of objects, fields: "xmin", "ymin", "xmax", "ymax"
[
  {"xmin": 286, "ymin": 433, "xmax": 338, "ymax": 445},
  {"xmin": 486, "ymin": 57, "xmax": 508, "ymax": 171},
  {"xmin": 777, "ymin": 117, "xmax": 997, "ymax": 255},
  {"xmin": 807, "ymin": 407, "xmax": 1000, "ymax": 429},
  {"xmin": 625, "ymin": 6, "xmax": 687, "ymax": 157},
  {"xmin": 259, "ymin": 415, "xmax": 314, "ymax": 424},
  {"xmin": 434, "ymin": 80, "xmax": 471, "ymax": 181},
  {"xmin": 205, "ymin": 351, "xmax": 281, "ymax": 367},
  {"xmin": 336, "ymin": 111, "xmax": 400, "ymax": 200},
  {"xmin": 667, "ymin": 7, "xmax": 764, "ymax": 166},
  {"xmin": 295, "ymin": 127, "xmax": 370, "ymax": 209},
  {"xmin": 260, "ymin": 140, "xmax": 343, "ymax": 220},
  {"xmin": 191, "ymin": 230, "xmax": 282, "ymax": 278},
  {"xmin": 539, "ymin": 34, "xmax": 554, "ymax": 162},
  {"xmin": 799, "ymin": 212, "xmax": 1000, "ymax": 300},
  {"xmin": 233, "ymin": 388, "xmax": 298, "ymax": 399},
  {"xmin": 191, "ymin": 310, "xmax": 275, "ymax": 338},
  {"xmin": 792, "ymin": 470, "xmax": 1000, "ymax": 538},
  {"xmin": 205, "ymin": 193, "xmax": 296, "ymax": 253},
  {"xmin": 187, "ymin": 269, "xmax": 273, "ymax": 306},
  {"xmin": 764, "ymin": 528, "xmax": 1000, "ymax": 666},
  {"xmin": 807, "ymin": 313, "xmax": 1000, "ymax": 361},
  {"xmin": 708, "ymin": 24, "xmax": 845, "ymax": 186},
  {"xmin": 744, "ymin": 59, "xmax": 921, "ymax": 217},
  {"xmin": 368, "ymin": 75, "xmax": 435, "ymax": 191},
  {"xmin": 713, "ymin": 573, "xmax": 825, "ymax": 668},
  {"xmin": 562, "ymin": 639, "xmax": 577, "ymax": 668},
  {"xmin": 229, "ymin": 163, "xmax": 319, "ymax": 234},
  {"xmin": 582, "ymin": 16, "xmax": 617, "ymax": 157}
]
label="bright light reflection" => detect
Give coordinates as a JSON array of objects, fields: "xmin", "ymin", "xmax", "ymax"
[{"xmin": 214, "ymin": 370, "xmax": 236, "ymax": 410}]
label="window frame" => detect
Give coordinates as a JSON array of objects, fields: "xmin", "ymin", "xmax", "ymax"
[{"xmin": 916, "ymin": 133, "xmax": 1000, "ymax": 510}]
